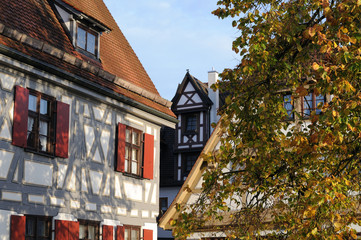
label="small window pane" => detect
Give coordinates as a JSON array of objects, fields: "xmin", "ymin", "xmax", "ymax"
[
  {"xmin": 39, "ymin": 121, "xmax": 48, "ymax": 136},
  {"xmin": 132, "ymin": 149, "xmax": 138, "ymax": 161},
  {"xmin": 315, "ymin": 94, "xmax": 325, "ymax": 115},
  {"xmin": 125, "ymin": 159, "xmax": 129, "ymax": 172},
  {"xmin": 28, "ymin": 95, "xmax": 37, "ymax": 112},
  {"xmin": 87, "ymin": 32, "xmax": 96, "ymax": 54},
  {"xmin": 131, "ymin": 229, "xmax": 139, "ymax": 240},
  {"xmin": 132, "ymin": 132, "xmax": 139, "ymax": 145},
  {"xmin": 26, "ymin": 218, "xmax": 35, "ymax": 236},
  {"xmin": 125, "ymin": 229, "xmax": 129, "ymax": 240},
  {"xmin": 27, "ymin": 117, "xmax": 36, "ymax": 148},
  {"xmin": 40, "ymin": 99, "xmax": 48, "ymax": 115},
  {"xmin": 186, "ymin": 115, "xmax": 197, "ymax": 131},
  {"xmin": 125, "ymin": 147, "xmax": 129, "ymax": 159},
  {"xmin": 88, "ymin": 225, "xmax": 95, "ymax": 240},
  {"xmin": 283, "ymin": 94, "xmax": 293, "ymax": 120},
  {"xmin": 39, "ymin": 136, "xmax": 47, "ymax": 152},
  {"xmin": 28, "ymin": 117, "xmax": 35, "ymax": 132},
  {"xmin": 37, "ymin": 220, "xmax": 46, "ymax": 237},
  {"xmin": 131, "ymin": 162, "xmax": 138, "ymax": 175},
  {"xmin": 79, "ymin": 225, "xmax": 86, "ymax": 239},
  {"xmin": 77, "ymin": 27, "xmax": 86, "ymax": 49},
  {"xmin": 126, "ymin": 129, "xmax": 131, "ymax": 143}
]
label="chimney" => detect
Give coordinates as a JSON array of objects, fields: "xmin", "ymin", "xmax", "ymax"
[{"xmin": 208, "ymin": 68, "xmax": 219, "ymax": 132}]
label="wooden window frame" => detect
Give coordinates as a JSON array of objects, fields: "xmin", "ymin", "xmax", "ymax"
[
  {"xmin": 76, "ymin": 23, "xmax": 98, "ymax": 57},
  {"xmin": 27, "ymin": 89, "xmax": 55, "ymax": 155},
  {"xmin": 124, "ymin": 225, "xmax": 140, "ymax": 240},
  {"xmin": 25, "ymin": 215, "xmax": 52, "ymax": 240},
  {"xmin": 78, "ymin": 219, "xmax": 100, "ymax": 240},
  {"xmin": 124, "ymin": 126, "xmax": 143, "ymax": 177},
  {"xmin": 302, "ymin": 91, "xmax": 325, "ymax": 118}
]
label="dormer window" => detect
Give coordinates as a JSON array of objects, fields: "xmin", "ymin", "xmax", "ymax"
[{"xmin": 76, "ymin": 24, "xmax": 98, "ymax": 56}]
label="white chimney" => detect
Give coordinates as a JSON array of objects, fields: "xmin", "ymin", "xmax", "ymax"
[{"xmin": 208, "ymin": 69, "xmax": 219, "ymax": 132}]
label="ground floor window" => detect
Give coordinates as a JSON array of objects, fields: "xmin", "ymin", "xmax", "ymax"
[
  {"xmin": 79, "ymin": 220, "xmax": 100, "ymax": 240},
  {"xmin": 25, "ymin": 215, "xmax": 52, "ymax": 240},
  {"xmin": 124, "ymin": 225, "xmax": 140, "ymax": 240}
]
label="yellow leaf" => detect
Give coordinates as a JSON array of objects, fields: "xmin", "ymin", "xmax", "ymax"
[
  {"xmin": 308, "ymin": 27, "xmax": 316, "ymax": 37},
  {"xmin": 334, "ymin": 222, "xmax": 342, "ymax": 229},
  {"xmin": 311, "ymin": 227, "xmax": 318, "ymax": 235},
  {"xmin": 358, "ymin": 0, "xmax": 361, "ymax": 6},
  {"xmin": 320, "ymin": 45, "xmax": 328, "ymax": 53},
  {"xmin": 312, "ymin": 62, "xmax": 319, "ymax": 71}
]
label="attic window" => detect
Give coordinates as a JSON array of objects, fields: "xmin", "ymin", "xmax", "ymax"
[{"xmin": 76, "ymin": 24, "xmax": 98, "ymax": 56}]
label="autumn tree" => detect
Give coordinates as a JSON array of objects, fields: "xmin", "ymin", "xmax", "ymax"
[{"xmin": 172, "ymin": 0, "xmax": 361, "ymax": 239}]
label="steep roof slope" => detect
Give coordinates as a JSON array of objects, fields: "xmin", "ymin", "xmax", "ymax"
[
  {"xmin": 0, "ymin": 0, "xmax": 176, "ymax": 119},
  {"xmin": 61, "ymin": 0, "xmax": 159, "ymax": 95}
]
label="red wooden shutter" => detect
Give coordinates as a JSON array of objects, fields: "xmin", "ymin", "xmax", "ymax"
[
  {"xmin": 116, "ymin": 226, "xmax": 124, "ymax": 240},
  {"xmin": 102, "ymin": 225, "xmax": 113, "ymax": 240},
  {"xmin": 116, "ymin": 123, "xmax": 126, "ymax": 172},
  {"xmin": 143, "ymin": 229, "xmax": 153, "ymax": 240},
  {"xmin": 143, "ymin": 133, "xmax": 154, "ymax": 179},
  {"xmin": 12, "ymin": 86, "xmax": 29, "ymax": 148},
  {"xmin": 55, "ymin": 220, "xmax": 68, "ymax": 240},
  {"xmin": 55, "ymin": 220, "xmax": 79, "ymax": 240},
  {"xmin": 68, "ymin": 221, "xmax": 79, "ymax": 240},
  {"xmin": 10, "ymin": 215, "xmax": 26, "ymax": 240},
  {"xmin": 55, "ymin": 101, "xmax": 70, "ymax": 158}
]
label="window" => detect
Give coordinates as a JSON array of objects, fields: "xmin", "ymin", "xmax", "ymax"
[
  {"xmin": 116, "ymin": 123, "xmax": 154, "ymax": 179},
  {"xmin": 76, "ymin": 24, "xmax": 98, "ymax": 56},
  {"xmin": 27, "ymin": 90, "xmax": 55, "ymax": 154},
  {"xmin": 79, "ymin": 220, "xmax": 99, "ymax": 240},
  {"xmin": 125, "ymin": 127, "xmax": 143, "ymax": 175},
  {"xmin": 25, "ymin": 215, "xmax": 52, "ymax": 240},
  {"xmin": 283, "ymin": 94, "xmax": 294, "ymax": 120},
  {"xmin": 302, "ymin": 92, "xmax": 325, "ymax": 118},
  {"xmin": 182, "ymin": 153, "xmax": 198, "ymax": 180},
  {"xmin": 124, "ymin": 226, "xmax": 140, "ymax": 240},
  {"xmin": 159, "ymin": 197, "xmax": 168, "ymax": 216},
  {"xmin": 184, "ymin": 114, "xmax": 198, "ymax": 133},
  {"xmin": 12, "ymin": 86, "xmax": 70, "ymax": 158}
]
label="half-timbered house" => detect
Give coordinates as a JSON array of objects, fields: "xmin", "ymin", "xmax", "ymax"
[
  {"xmin": 158, "ymin": 70, "xmax": 222, "ymax": 239},
  {"xmin": 0, "ymin": 0, "xmax": 177, "ymax": 239}
]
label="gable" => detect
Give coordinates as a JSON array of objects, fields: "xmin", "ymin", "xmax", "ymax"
[
  {"xmin": 172, "ymin": 73, "xmax": 213, "ymax": 112},
  {"xmin": 178, "ymin": 82, "xmax": 203, "ymax": 106}
]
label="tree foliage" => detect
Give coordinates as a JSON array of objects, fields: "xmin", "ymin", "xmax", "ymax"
[{"xmin": 172, "ymin": 0, "xmax": 361, "ymax": 239}]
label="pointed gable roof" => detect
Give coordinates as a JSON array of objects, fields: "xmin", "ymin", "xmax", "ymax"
[
  {"xmin": 0, "ymin": 0, "xmax": 176, "ymax": 119},
  {"xmin": 171, "ymin": 72, "xmax": 213, "ymax": 110}
]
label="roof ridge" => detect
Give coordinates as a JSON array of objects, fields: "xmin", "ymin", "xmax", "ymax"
[{"xmin": 0, "ymin": 22, "xmax": 172, "ymax": 108}]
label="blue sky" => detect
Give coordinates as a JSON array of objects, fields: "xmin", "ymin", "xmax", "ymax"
[{"xmin": 104, "ymin": 0, "xmax": 239, "ymax": 101}]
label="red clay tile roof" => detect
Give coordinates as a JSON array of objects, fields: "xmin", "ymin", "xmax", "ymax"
[
  {"xmin": 0, "ymin": 0, "xmax": 176, "ymax": 119},
  {"xmin": 61, "ymin": 0, "xmax": 160, "ymax": 95}
]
